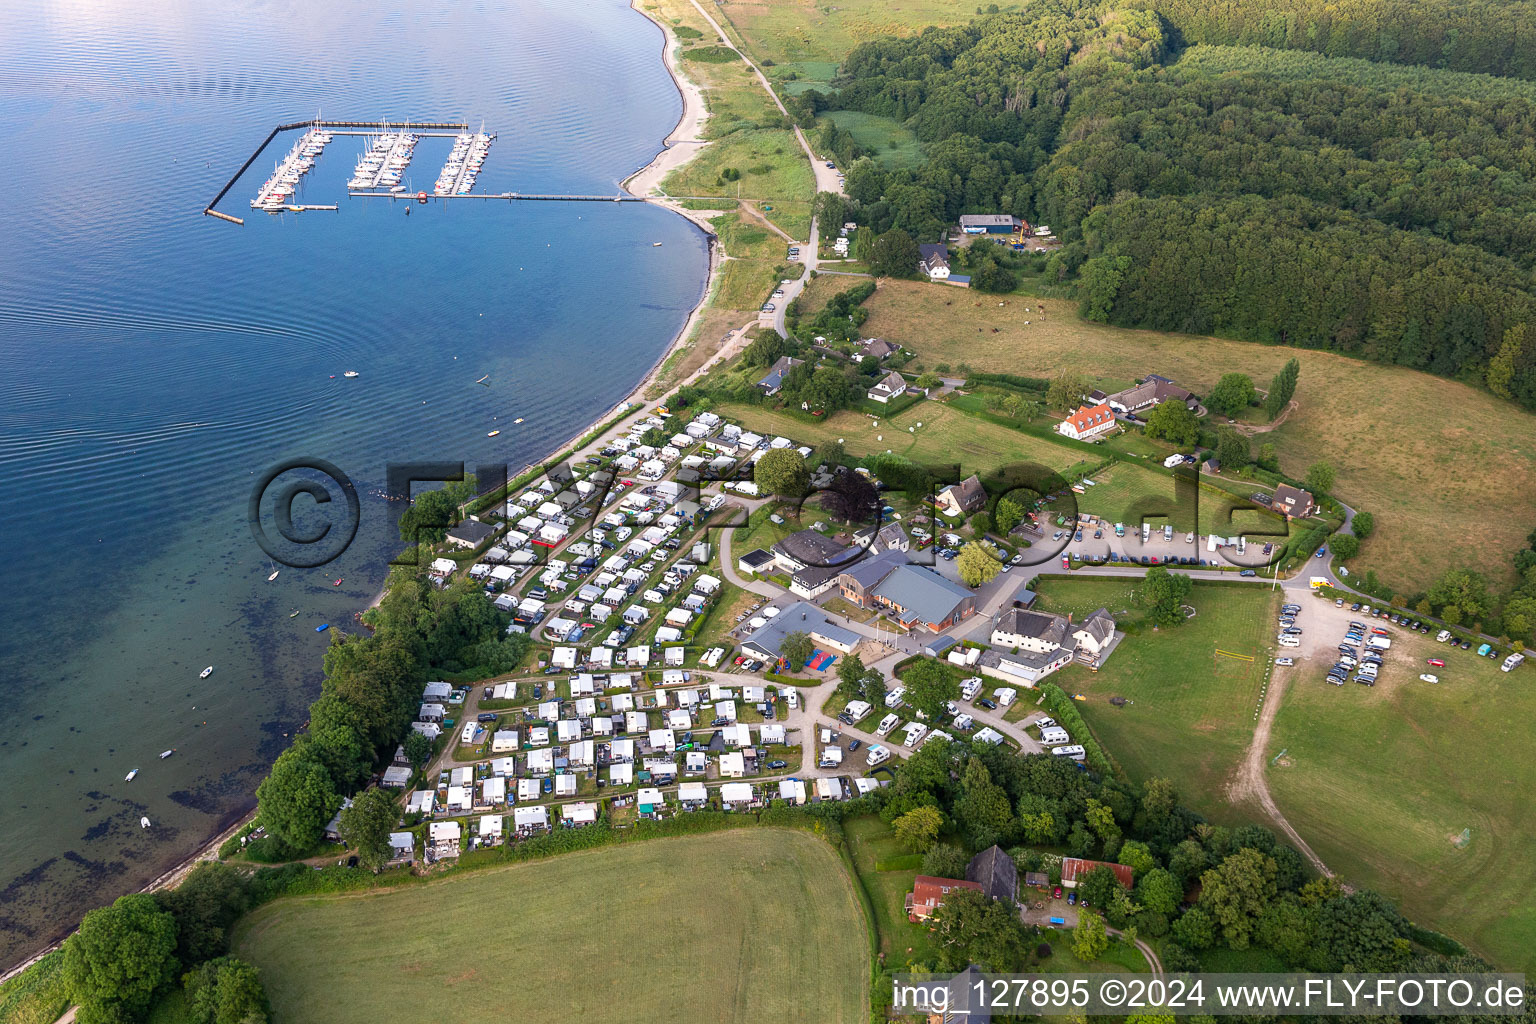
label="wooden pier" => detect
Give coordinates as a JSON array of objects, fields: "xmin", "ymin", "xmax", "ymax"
[{"xmin": 350, "ymin": 191, "xmax": 644, "ymax": 203}]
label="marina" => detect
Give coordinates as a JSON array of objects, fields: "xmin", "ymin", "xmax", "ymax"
[
  {"xmin": 434, "ymin": 128, "xmax": 496, "ymax": 195},
  {"xmin": 250, "ymin": 127, "xmax": 333, "ymax": 212},
  {"xmin": 347, "ymin": 129, "xmax": 420, "ymax": 193}
]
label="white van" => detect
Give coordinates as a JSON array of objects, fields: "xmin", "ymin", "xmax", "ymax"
[
  {"xmin": 1052, "ymin": 744, "xmax": 1086, "ymax": 761},
  {"xmin": 1278, "ymin": 635, "xmax": 1300, "ymax": 648},
  {"xmin": 1039, "ymin": 726, "xmax": 1071, "ymax": 746},
  {"xmin": 1367, "ymin": 636, "xmax": 1392, "ymax": 650},
  {"xmin": 874, "ymin": 713, "xmax": 900, "ymax": 737},
  {"xmin": 785, "ymin": 689, "xmax": 799, "ymax": 710}
]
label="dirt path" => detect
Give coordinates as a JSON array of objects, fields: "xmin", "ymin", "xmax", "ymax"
[
  {"xmin": 738, "ymin": 201, "xmax": 794, "ymax": 243},
  {"xmin": 1233, "ymin": 399, "xmax": 1298, "ymax": 435},
  {"xmin": 1227, "ymin": 667, "xmax": 1334, "ymax": 877}
]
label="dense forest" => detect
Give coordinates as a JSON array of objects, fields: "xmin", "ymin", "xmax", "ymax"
[{"xmin": 797, "ymin": 0, "xmax": 1536, "ymax": 408}]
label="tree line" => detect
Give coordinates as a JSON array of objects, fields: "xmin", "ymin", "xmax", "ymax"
[{"xmin": 806, "ymin": 2, "xmax": 1536, "ymax": 410}]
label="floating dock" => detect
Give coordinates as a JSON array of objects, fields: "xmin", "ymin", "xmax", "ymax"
[{"xmin": 251, "ymin": 127, "xmax": 333, "ymax": 212}]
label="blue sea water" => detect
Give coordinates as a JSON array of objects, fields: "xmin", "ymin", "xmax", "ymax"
[{"xmin": 0, "ymin": 0, "xmax": 707, "ymax": 967}]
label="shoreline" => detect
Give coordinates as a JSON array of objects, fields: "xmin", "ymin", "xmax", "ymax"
[{"xmin": 0, "ymin": 0, "xmax": 733, "ymax": 989}]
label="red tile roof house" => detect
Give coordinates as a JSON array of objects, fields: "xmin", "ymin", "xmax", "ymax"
[
  {"xmin": 1057, "ymin": 402, "xmax": 1117, "ymax": 441},
  {"xmin": 906, "ymin": 875, "xmax": 983, "ymax": 922},
  {"xmin": 1059, "ymin": 857, "xmax": 1134, "ymax": 889}
]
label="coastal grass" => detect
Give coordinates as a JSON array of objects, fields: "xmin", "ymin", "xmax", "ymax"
[
  {"xmin": 647, "ymin": 0, "xmax": 783, "ymax": 138},
  {"xmin": 233, "ymin": 829, "xmax": 868, "ymax": 1024},
  {"xmin": 816, "ymin": 110, "xmax": 925, "ymax": 169},
  {"xmin": 661, "ymin": 128, "xmax": 815, "ymax": 222},
  {"xmin": 0, "ymin": 951, "xmax": 70, "ymax": 1024},
  {"xmin": 1029, "ymin": 577, "xmax": 1279, "ymax": 821},
  {"xmin": 718, "ymin": 258, "xmax": 784, "ymax": 311},
  {"xmin": 859, "ymin": 280, "xmax": 1536, "ymax": 591},
  {"xmin": 1267, "ymin": 640, "xmax": 1536, "ymax": 972},
  {"xmin": 710, "ymin": 209, "xmax": 787, "ymax": 260}
]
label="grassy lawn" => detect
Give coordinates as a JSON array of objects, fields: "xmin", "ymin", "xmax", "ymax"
[
  {"xmin": 711, "ymin": 209, "xmax": 789, "ymax": 260},
  {"xmin": 645, "ymin": 0, "xmax": 784, "ymax": 139},
  {"xmin": 693, "ymin": 578, "xmax": 760, "ymax": 649},
  {"xmin": 844, "ymin": 815, "xmax": 937, "ymax": 968},
  {"xmin": 816, "ymin": 110, "xmax": 925, "ymax": 169},
  {"xmin": 1267, "ymin": 643, "xmax": 1536, "ymax": 972},
  {"xmin": 715, "ymin": 399, "xmax": 1094, "ymax": 480},
  {"xmin": 1031, "ymin": 578, "xmax": 1279, "ymax": 822},
  {"xmin": 717, "ymin": 259, "xmax": 782, "ymax": 311},
  {"xmin": 861, "ymin": 279, "xmax": 1536, "ymax": 591},
  {"xmin": 234, "ymin": 829, "xmax": 868, "ymax": 1024},
  {"xmin": 1076, "ymin": 462, "xmax": 1294, "ymax": 543}
]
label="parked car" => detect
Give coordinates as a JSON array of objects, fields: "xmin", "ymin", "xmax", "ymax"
[
  {"xmin": 1240, "ymin": 569, "xmax": 1256, "ymax": 576},
  {"xmin": 1053, "ymin": 887, "xmax": 1063, "ymax": 899},
  {"xmin": 1067, "ymin": 890, "xmax": 1078, "ymax": 905},
  {"xmin": 977, "ymin": 698, "xmax": 998, "ymax": 710},
  {"xmin": 767, "ymin": 760, "xmax": 787, "ymax": 770},
  {"xmin": 1275, "ymin": 657, "xmax": 1294, "ymax": 666},
  {"xmin": 1427, "ymin": 658, "xmax": 1445, "ymax": 668},
  {"xmin": 847, "ymin": 739, "xmax": 862, "ymax": 752},
  {"xmin": 1420, "ymin": 674, "xmax": 1439, "ymax": 683}
]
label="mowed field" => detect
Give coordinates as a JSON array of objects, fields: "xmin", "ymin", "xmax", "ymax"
[
  {"xmin": 1268, "ymin": 637, "xmax": 1536, "ymax": 972},
  {"xmin": 859, "ymin": 281, "xmax": 1536, "ymax": 591},
  {"xmin": 1031, "ymin": 578, "xmax": 1279, "ymax": 821},
  {"xmin": 233, "ymin": 830, "xmax": 868, "ymax": 1024},
  {"xmin": 715, "ymin": 398, "xmax": 1097, "ymax": 479}
]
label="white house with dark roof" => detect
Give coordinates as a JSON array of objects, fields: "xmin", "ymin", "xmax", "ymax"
[{"xmin": 867, "ymin": 370, "xmax": 909, "ymax": 404}]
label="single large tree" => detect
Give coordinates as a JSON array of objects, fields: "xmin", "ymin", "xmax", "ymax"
[
  {"xmin": 255, "ymin": 746, "xmax": 341, "ymax": 852},
  {"xmin": 1140, "ymin": 565, "xmax": 1193, "ymax": 626},
  {"xmin": 820, "ymin": 469, "xmax": 879, "ymax": 524},
  {"xmin": 777, "ymin": 631, "xmax": 814, "ymax": 672},
  {"xmin": 1072, "ymin": 909, "xmax": 1110, "ymax": 962},
  {"xmin": 1206, "ymin": 373, "xmax": 1257, "ymax": 416},
  {"xmin": 902, "ymin": 659, "xmax": 961, "ymax": 721},
  {"xmin": 338, "ymin": 787, "xmax": 399, "ymax": 872},
  {"xmin": 930, "ymin": 888, "xmax": 1032, "ymax": 972},
  {"xmin": 65, "ymin": 894, "xmax": 180, "ymax": 1024},
  {"xmin": 1144, "ymin": 401, "xmax": 1199, "ymax": 447},
  {"xmin": 869, "ymin": 229, "xmax": 920, "ymax": 278},
  {"xmin": 1305, "ymin": 460, "xmax": 1336, "ymax": 496},
  {"xmin": 957, "ymin": 541, "xmax": 1002, "ymax": 587},
  {"xmin": 893, "ymin": 805, "xmax": 944, "ymax": 852},
  {"xmin": 1214, "ymin": 427, "xmax": 1250, "ymax": 469},
  {"xmin": 754, "ymin": 447, "xmax": 810, "ymax": 498}
]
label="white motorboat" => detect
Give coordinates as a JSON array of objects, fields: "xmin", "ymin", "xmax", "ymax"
[
  {"xmin": 125, "ymin": 769, "xmax": 138, "ymax": 781},
  {"xmin": 200, "ymin": 665, "xmax": 213, "ymax": 678},
  {"xmin": 141, "ymin": 816, "xmax": 152, "ymax": 829},
  {"xmin": 159, "ymin": 749, "xmax": 174, "ymax": 759}
]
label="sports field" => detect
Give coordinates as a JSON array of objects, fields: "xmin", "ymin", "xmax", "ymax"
[
  {"xmin": 859, "ymin": 280, "xmax": 1536, "ymax": 591},
  {"xmin": 233, "ymin": 830, "xmax": 868, "ymax": 1024},
  {"xmin": 1030, "ymin": 577, "xmax": 1279, "ymax": 820},
  {"xmin": 1268, "ymin": 642, "xmax": 1536, "ymax": 972}
]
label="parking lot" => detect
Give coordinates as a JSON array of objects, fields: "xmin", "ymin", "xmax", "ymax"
[{"xmin": 1276, "ymin": 593, "xmax": 1476, "ymax": 691}]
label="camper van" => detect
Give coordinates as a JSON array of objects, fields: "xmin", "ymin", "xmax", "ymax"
[{"xmin": 1051, "ymin": 744, "xmax": 1087, "ymax": 761}]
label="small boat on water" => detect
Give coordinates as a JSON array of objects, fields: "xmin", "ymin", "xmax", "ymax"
[
  {"xmin": 653, "ymin": 242, "xmax": 663, "ymax": 247},
  {"xmin": 200, "ymin": 666, "xmax": 213, "ymax": 679},
  {"xmin": 289, "ymin": 610, "xmax": 301, "ymax": 618},
  {"xmin": 159, "ymin": 749, "xmax": 174, "ymax": 759},
  {"xmin": 513, "ymin": 417, "xmax": 524, "ymax": 424},
  {"xmin": 475, "ymin": 375, "xmax": 489, "ymax": 384},
  {"xmin": 487, "ymin": 430, "xmax": 500, "ymax": 437},
  {"xmin": 141, "ymin": 817, "xmax": 152, "ymax": 829},
  {"xmin": 125, "ymin": 769, "xmax": 138, "ymax": 782},
  {"xmin": 333, "ymin": 578, "xmax": 344, "ymax": 586},
  {"xmin": 316, "ymin": 624, "xmax": 329, "ymax": 632},
  {"xmin": 343, "ymin": 370, "xmax": 359, "ymax": 378},
  {"xmin": 267, "ymin": 570, "xmax": 280, "ymax": 582}
]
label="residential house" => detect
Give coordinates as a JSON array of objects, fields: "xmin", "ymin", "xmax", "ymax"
[
  {"xmin": 966, "ymin": 845, "xmax": 1019, "ymax": 905},
  {"xmin": 906, "ymin": 875, "xmax": 983, "ymax": 922},
  {"xmin": 867, "ymin": 370, "xmax": 909, "ymax": 404},
  {"xmin": 1272, "ymin": 484, "xmax": 1315, "ymax": 519},
  {"xmin": 771, "ymin": 529, "xmax": 857, "ymax": 574},
  {"xmin": 985, "ymin": 606, "xmax": 1118, "ymax": 683},
  {"xmin": 444, "ymin": 518, "xmax": 496, "ymax": 549},
  {"xmin": 1106, "ymin": 375, "xmax": 1197, "ymax": 418},
  {"xmin": 1057, "ymin": 403, "xmax": 1117, "ymax": 441},
  {"xmin": 1060, "ymin": 857, "xmax": 1134, "ymax": 889},
  {"xmin": 861, "ymin": 337, "xmax": 900, "ymax": 361},
  {"xmin": 917, "ymin": 243, "xmax": 951, "ymax": 280},
  {"xmin": 757, "ymin": 355, "xmax": 804, "ymax": 397},
  {"xmin": 935, "ymin": 474, "xmax": 987, "ymax": 517}
]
